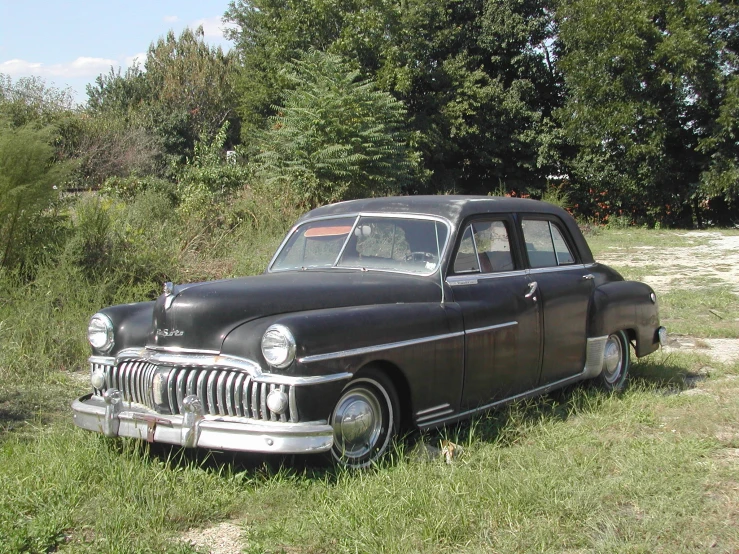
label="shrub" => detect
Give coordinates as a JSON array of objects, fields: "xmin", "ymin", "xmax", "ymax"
[
  {"xmin": 0, "ymin": 122, "xmax": 67, "ymax": 270},
  {"xmin": 176, "ymin": 122, "xmax": 250, "ymax": 219},
  {"xmin": 255, "ymin": 50, "xmax": 421, "ymax": 208},
  {"xmin": 101, "ymin": 174, "xmax": 177, "ymax": 203}
]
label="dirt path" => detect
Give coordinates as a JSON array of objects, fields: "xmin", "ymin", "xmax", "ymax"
[
  {"xmin": 597, "ymin": 230, "xmax": 739, "ymax": 364},
  {"xmin": 597, "ymin": 231, "xmax": 739, "ymax": 295}
]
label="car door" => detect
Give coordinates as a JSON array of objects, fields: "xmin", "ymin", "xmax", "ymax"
[
  {"xmin": 447, "ymin": 217, "xmax": 542, "ymax": 409},
  {"xmin": 519, "ymin": 216, "xmax": 594, "ymax": 385}
]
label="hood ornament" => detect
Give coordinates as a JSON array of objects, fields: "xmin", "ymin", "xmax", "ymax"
[{"xmin": 163, "ymin": 281, "xmax": 175, "ymax": 310}]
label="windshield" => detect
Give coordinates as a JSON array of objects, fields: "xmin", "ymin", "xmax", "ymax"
[{"xmin": 271, "ymin": 215, "xmax": 449, "ymax": 275}]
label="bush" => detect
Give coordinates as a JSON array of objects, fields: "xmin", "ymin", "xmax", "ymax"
[
  {"xmin": 255, "ymin": 50, "xmax": 421, "ymax": 208},
  {"xmin": 176, "ymin": 122, "xmax": 250, "ymax": 219},
  {"xmin": 62, "ymin": 194, "xmax": 180, "ymax": 290},
  {"xmin": 101, "ymin": 174, "xmax": 177, "ymax": 203},
  {"xmin": 0, "ymin": 123, "xmax": 67, "ymax": 271}
]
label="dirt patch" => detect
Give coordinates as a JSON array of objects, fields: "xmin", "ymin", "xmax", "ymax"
[
  {"xmin": 597, "ymin": 232, "xmax": 739, "ymax": 295},
  {"xmin": 663, "ymin": 335, "xmax": 739, "ymax": 365},
  {"xmin": 598, "ymin": 231, "xmax": 739, "ymax": 363},
  {"xmin": 180, "ymin": 521, "xmax": 244, "ymax": 554}
]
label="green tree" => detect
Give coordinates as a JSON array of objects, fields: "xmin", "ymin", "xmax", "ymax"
[
  {"xmin": 557, "ymin": 0, "xmax": 738, "ymax": 225},
  {"xmin": 0, "ymin": 123, "xmax": 67, "ymax": 268},
  {"xmin": 0, "ymin": 74, "xmax": 75, "ymax": 128},
  {"xmin": 86, "ymin": 27, "xmax": 239, "ymax": 162},
  {"xmin": 696, "ymin": 3, "xmax": 739, "ymax": 214},
  {"xmin": 256, "ymin": 50, "xmax": 420, "ymax": 207},
  {"xmin": 225, "ymin": 0, "xmax": 561, "ymax": 195}
]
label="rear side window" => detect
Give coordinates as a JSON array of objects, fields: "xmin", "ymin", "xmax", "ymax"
[
  {"xmin": 453, "ymin": 220, "xmax": 514, "ymax": 274},
  {"xmin": 521, "ymin": 219, "xmax": 575, "ymax": 268}
]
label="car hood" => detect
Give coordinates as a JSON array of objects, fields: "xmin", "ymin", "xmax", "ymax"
[{"xmin": 148, "ymin": 270, "xmax": 442, "ymax": 352}]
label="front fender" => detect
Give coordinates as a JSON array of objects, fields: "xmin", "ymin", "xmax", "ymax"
[
  {"xmin": 221, "ymin": 302, "xmax": 465, "ymax": 424},
  {"xmin": 97, "ymin": 302, "xmax": 155, "ymax": 356},
  {"xmin": 589, "ymin": 281, "xmax": 660, "ymax": 357}
]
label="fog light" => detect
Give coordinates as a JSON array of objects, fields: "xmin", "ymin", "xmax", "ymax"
[
  {"xmin": 103, "ymin": 388, "xmax": 122, "ymax": 406},
  {"xmin": 91, "ymin": 368, "xmax": 106, "ymax": 390},
  {"xmin": 658, "ymin": 326, "xmax": 668, "ymax": 347},
  {"xmin": 266, "ymin": 390, "xmax": 289, "ymax": 415}
]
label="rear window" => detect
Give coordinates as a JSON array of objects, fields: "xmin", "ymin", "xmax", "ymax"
[{"xmin": 521, "ymin": 219, "xmax": 575, "ymax": 268}]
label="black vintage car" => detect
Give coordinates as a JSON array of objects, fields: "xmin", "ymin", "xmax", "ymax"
[{"xmin": 73, "ymin": 196, "xmax": 666, "ymax": 467}]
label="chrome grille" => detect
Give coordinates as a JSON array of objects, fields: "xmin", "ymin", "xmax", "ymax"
[{"xmin": 90, "ymin": 360, "xmax": 295, "ymax": 422}]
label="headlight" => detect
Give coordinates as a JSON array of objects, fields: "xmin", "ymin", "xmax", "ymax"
[
  {"xmin": 261, "ymin": 324, "xmax": 296, "ymax": 369},
  {"xmin": 88, "ymin": 313, "xmax": 114, "ymax": 353}
]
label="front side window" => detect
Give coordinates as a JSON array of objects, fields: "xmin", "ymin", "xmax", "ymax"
[
  {"xmin": 271, "ymin": 216, "xmax": 449, "ymax": 275},
  {"xmin": 521, "ymin": 219, "xmax": 575, "ymax": 268}
]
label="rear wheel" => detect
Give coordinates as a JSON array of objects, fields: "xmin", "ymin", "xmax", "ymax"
[
  {"xmin": 599, "ymin": 331, "xmax": 630, "ymax": 391},
  {"xmin": 330, "ymin": 369, "xmax": 399, "ymax": 468}
]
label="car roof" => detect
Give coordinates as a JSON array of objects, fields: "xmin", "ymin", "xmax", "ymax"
[
  {"xmin": 302, "ymin": 196, "xmax": 566, "ymax": 226},
  {"xmin": 300, "ymin": 196, "xmax": 594, "ymax": 264}
]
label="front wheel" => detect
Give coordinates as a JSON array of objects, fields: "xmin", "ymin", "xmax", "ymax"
[
  {"xmin": 330, "ymin": 369, "xmax": 399, "ymax": 468},
  {"xmin": 598, "ymin": 331, "xmax": 630, "ymax": 392}
]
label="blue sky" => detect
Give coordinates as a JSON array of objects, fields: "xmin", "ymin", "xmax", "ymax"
[{"xmin": 0, "ymin": 0, "xmax": 234, "ymax": 104}]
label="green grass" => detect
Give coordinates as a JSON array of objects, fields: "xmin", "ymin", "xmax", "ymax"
[
  {"xmin": 1, "ymin": 353, "xmax": 737, "ymax": 553},
  {"xmin": 1, "ymin": 226, "xmax": 738, "ymax": 552},
  {"xmin": 584, "ymin": 227, "xmax": 712, "ymax": 253},
  {"xmin": 660, "ymin": 287, "xmax": 739, "ymax": 338}
]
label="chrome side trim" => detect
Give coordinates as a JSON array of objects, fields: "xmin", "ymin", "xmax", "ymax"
[
  {"xmin": 419, "ymin": 372, "xmax": 587, "ymax": 428},
  {"xmin": 447, "ymin": 269, "xmax": 527, "ymax": 284},
  {"xmin": 298, "ymin": 322, "xmax": 514, "ymax": 365},
  {"xmin": 448, "ymin": 279, "xmax": 478, "ymax": 286},
  {"xmin": 416, "ymin": 403, "xmax": 454, "ymax": 423},
  {"xmin": 582, "ymin": 336, "xmax": 608, "ymax": 379},
  {"xmin": 298, "ymin": 331, "xmax": 465, "ymax": 364},
  {"xmin": 465, "ymin": 321, "xmax": 518, "ymax": 336},
  {"xmin": 527, "ymin": 264, "xmax": 588, "ymax": 275},
  {"xmin": 416, "ymin": 403, "xmax": 451, "ymax": 416}
]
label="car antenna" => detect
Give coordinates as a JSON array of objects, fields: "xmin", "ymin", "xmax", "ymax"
[{"xmin": 435, "ymin": 222, "xmax": 445, "ymax": 306}]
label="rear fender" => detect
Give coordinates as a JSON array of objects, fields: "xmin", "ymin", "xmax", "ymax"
[{"xmin": 588, "ymin": 281, "xmax": 660, "ymax": 357}]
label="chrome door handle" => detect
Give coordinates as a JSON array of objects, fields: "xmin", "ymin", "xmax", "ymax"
[
  {"xmin": 524, "ymin": 281, "xmax": 538, "ymax": 299},
  {"xmin": 582, "ymin": 274, "xmax": 594, "ymax": 280}
]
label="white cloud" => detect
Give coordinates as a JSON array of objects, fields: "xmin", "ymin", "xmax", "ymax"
[
  {"xmin": 0, "ymin": 56, "xmax": 117, "ymax": 79},
  {"xmin": 163, "ymin": 15, "xmax": 179, "ymax": 23},
  {"xmin": 190, "ymin": 17, "xmax": 236, "ymax": 43}
]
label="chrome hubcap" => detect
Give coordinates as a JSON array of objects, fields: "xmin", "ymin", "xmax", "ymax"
[
  {"xmin": 332, "ymin": 387, "xmax": 383, "ymax": 459},
  {"xmin": 602, "ymin": 334, "xmax": 623, "ymax": 384}
]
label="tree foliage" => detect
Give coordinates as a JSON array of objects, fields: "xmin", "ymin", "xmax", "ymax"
[
  {"xmin": 86, "ymin": 27, "xmax": 239, "ymax": 162},
  {"xmin": 557, "ymin": 0, "xmax": 739, "ymax": 225},
  {"xmin": 256, "ymin": 50, "xmax": 420, "ymax": 207},
  {"xmin": 225, "ymin": 0, "xmax": 560, "ymax": 194},
  {"xmin": 0, "ymin": 123, "xmax": 67, "ymax": 268},
  {"xmin": 0, "ymin": 74, "xmax": 75, "ymax": 128}
]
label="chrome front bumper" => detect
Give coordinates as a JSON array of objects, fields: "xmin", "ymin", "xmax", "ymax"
[{"xmin": 72, "ymin": 393, "xmax": 334, "ymax": 454}]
